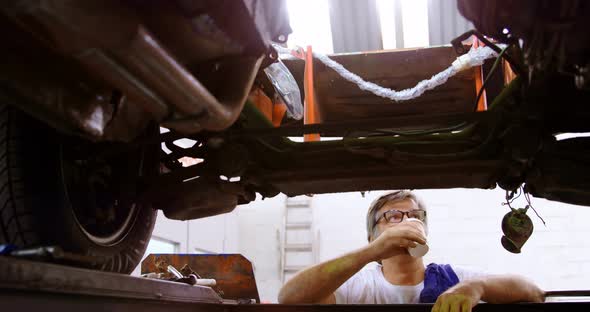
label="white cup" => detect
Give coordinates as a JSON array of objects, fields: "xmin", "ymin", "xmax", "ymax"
[{"xmin": 405, "ymin": 218, "xmax": 429, "ymax": 257}]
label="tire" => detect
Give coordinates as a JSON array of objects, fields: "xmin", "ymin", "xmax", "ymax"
[{"xmin": 0, "ymin": 103, "xmax": 157, "ymax": 274}]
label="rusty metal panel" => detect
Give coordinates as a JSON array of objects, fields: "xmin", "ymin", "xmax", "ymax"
[
  {"xmin": 0, "ymin": 0, "xmax": 286, "ymax": 139},
  {"xmin": 141, "ymin": 254, "xmax": 260, "ymax": 303},
  {"xmin": 265, "ymin": 160, "xmax": 501, "ymax": 197},
  {"xmin": 283, "ymin": 46, "xmax": 477, "ymax": 125}
]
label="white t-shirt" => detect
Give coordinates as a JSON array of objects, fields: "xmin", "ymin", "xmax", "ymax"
[{"xmin": 334, "ymin": 263, "xmax": 487, "ymax": 304}]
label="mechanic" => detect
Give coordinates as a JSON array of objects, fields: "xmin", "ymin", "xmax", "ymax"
[{"xmin": 278, "ymin": 190, "xmax": 545, "ymax": 311}]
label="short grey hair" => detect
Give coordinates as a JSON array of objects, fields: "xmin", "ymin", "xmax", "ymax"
[{"xmin": 365, "ymin": 190, "xmax": 428, "ymax": 242}]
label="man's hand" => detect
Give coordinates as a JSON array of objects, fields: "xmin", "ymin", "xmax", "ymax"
[
  {"xmin": 432, "ymin": 280, "xmax": 484, "ymax": 312},
  {"xmin": 365, "ymin": 221, "xmax": 427, "ymax": 261},
  {"xmin": 432, "ymin": 274, "xmax": 546, "ymax": 312}
]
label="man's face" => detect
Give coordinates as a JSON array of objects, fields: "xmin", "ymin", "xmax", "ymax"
[{"xmin": 373, "ymin": 198, "xmax": 423, "ymax": 239}]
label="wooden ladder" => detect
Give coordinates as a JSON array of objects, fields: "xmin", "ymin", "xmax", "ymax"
[{"xmin": 281, "ymin": 196, "xmax": 317, "ymax": 283}]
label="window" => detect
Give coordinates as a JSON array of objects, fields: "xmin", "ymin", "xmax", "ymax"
[
  {"xmin": 377, "ymin": 0, "xmax": 429, "ymax": 49},
  {"xmin": 144, "ymin": 236, "xmax": 179, "ymax": 255},
  {"xmin": 286, "ymin": 0, "xmax": 334, "ymax": 53},
  {"xmin": 194, "ymin": 247, "xmax": 217, "ymax": 254}
]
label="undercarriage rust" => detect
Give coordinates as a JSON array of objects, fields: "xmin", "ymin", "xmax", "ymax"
[
  {"xmin": 0, "ymin": 0, "xmax": 279, "ymax": 140},
  {"xmin": 2, "ymin": 0, "xmax": 590, "ymax": 221}
]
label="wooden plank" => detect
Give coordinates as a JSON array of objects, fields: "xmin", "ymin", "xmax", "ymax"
[{"xmin": 282, "ymin": 46, "xmax": 479, "ymax": 126}]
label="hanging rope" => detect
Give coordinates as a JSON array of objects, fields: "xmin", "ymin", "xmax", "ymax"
[{"xmin": 276, "ymin": 44, "xmax": 505, "ymax": 102}]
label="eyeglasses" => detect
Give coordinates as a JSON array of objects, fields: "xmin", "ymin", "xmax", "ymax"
[{"xmin": 375, "ymin": 209, "xmax": 426, "ymax": 226}]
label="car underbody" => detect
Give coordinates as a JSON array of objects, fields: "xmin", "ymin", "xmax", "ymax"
[{"xmin": 0, "ymin": 0, "xmax": 589, "ymax": 274}]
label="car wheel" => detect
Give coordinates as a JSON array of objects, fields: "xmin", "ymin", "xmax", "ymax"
[{"xmin": 0, "ymin": 103, "xmax": 157, "ymax": 274}]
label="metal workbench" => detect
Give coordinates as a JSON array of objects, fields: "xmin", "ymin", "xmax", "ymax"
[{"xmin": 1, "ymin": 256, "xmax": 589, "ymax": 312}]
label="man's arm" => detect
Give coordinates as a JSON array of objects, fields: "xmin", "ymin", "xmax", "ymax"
[
  {"xmin": 433, "ymin": 275, "xmax": 545, "ymax": 312},
  {"xmin": 478, "ymin": 274, "xmax": 545, "ymax": 303},
  {"xmin": 277, "ymin": 247, "xmax": 373, "ymax": 304},
  {"xmin": 278, "ymin": 223, "xmax": 426, "ymax": 304}
]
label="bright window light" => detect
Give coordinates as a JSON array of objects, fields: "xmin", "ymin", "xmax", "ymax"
[
  {"xmin": 286, "ymin": 0, "xmax": 334, "ymax": 54},
  {"xmin": 401, "ymin": 0, "xmax": 429, "ymax": 48},
  {"xmin": 173, "ymin": 138, "xmax": 198, "ymax": 148},
  {"xmin": 377, "ymin": 0, "xmax": 429, "ymax": 49},
  {"xmin": 287, "ymin": 136, "xmax": 343, "ymax": 142},
  {"xmin": 377, "ymin": 0, "xmax": 396, "ymax": 49},
  {"xmin": 145, "ymin": 237, "xmax": 179, "ymax": 255},
  {"xmin": 287, "ymin": 136, "xmax": 304, "ymax": 142},
  {"xmin": 555, "ymin": 133, "xmax": 590, "ymax": 141}
]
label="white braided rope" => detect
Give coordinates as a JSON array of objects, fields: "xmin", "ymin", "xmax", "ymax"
[
  {"xmin": 276, "ymin": 45, "xmax": 502, "ymax": 102},
  {"xmin": 312, "ymin": 45, "xmax": 501, "ymax": 102}
]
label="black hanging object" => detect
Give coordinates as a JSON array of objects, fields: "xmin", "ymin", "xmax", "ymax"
[{"xmin": 501, "ymin": 207, "xmax": 534, "ymax": 253}]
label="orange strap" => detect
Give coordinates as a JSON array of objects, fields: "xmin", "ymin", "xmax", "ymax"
[
  {"xmin": 272, "ymin": 101, "xmax": 288, "ymax": 127},
  {"xmin": 503, "ymin": 60, "xmax": 517, "ymax": 85},
  {"xmin": 473, "ymin": 37, "xmax": 487, "ymax": 111},
  {"xmin": 304, "ymin": 45, "xmax": 320, "ymax": 142},
  {"xmin": 249, "ymin": 88, "xmax": 273, "ymax": 122}
]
